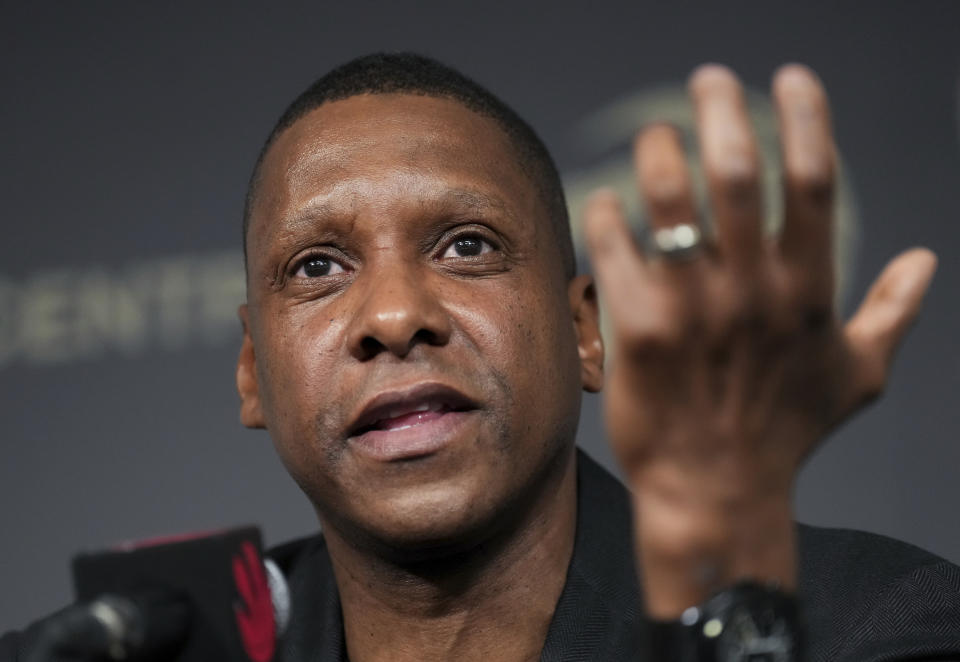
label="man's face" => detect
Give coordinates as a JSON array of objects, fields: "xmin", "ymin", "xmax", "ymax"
[{"xmin": 240, "ymin": 94, "xmax": 600, "ymax": 554}]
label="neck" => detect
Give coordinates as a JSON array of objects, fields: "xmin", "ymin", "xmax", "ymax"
[{"xmin": 323, "ymin": 449, "xmax": 578, "ymax": 662}]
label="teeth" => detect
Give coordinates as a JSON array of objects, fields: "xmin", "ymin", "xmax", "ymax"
[{"xmin": 384, "ymin": 402, "xmax": 432, "ymax": 421}]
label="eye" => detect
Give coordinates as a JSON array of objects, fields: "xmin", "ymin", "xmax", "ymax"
[
  {"xmin": 294, "ymin": 255, "xmax": 347, "ymax": 278},
  {"xmin": 442, "ymin": 235, "xmax": 494, "ymax": 258}
]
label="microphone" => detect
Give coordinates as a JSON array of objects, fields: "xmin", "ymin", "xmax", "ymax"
[{"xmin": 25, "ymin": 526, "xmax": 290, "ymax": 662}]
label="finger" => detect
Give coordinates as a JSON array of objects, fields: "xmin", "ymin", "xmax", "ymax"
[
  {"xmin": 635, "ymin": 124, "xmax": 698, "ymax": 230},
  {"xmin": 773, "ymin": 64, "xmax": 836, "ymax": 301},
  {"xmin": 583, "ymin": 189, "xmax": 657, "ymax": 331},
  {"xmin": 843, "ymin": 248, "xmax": 937, "ymax": 406},
  {"xmin": 635, "ymin": 125, "xmax": 711, "ymax": 273},
  {"xmin": 690, "ymin": 64, "xmax": 764, "ymax": 270}
]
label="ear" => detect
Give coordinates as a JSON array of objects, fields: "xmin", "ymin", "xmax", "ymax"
[
  {"xmin": 236, "ymin": 304, "xmax": 266, "ymax": 429},
  {"xmin": 568, "ymin": 274, "xmax": 604, "ymax": 393}
]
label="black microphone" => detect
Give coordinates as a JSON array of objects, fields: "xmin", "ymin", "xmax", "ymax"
[{"xmin": 25, "ymin": 526, "xmax": 290, "ymax": 662}]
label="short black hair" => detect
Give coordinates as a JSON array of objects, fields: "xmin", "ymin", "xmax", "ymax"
[{"xmin": 243, "ymin": 52, "xmax": 574, "ymax": 278}]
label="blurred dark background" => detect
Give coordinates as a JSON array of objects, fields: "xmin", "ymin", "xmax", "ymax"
[{"xmin": 3, "ymin": 1, "xmax": 959, "ymax": 630}]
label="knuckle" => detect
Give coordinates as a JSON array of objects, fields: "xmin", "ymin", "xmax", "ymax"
[
  {"xmin": 710, "ymin": 289, "xmax": 766, "ymax": 338},
  {"xmin": 586, "ymin": 189, "xmax": 622, "ymax": 215},
  {"xmin": 585, "ymin": 223, "xmax": 621, "ymax": 258},
  {"xmin": 585, "ymin": 199, "xmax": 627, "ymax": 251},
  {"xmin": 781, "ymin": 267, "xmax": 834, "ymax": 310},
  {"xmin": 644, "ymin": 161, "xmax": 689, "ymax": 198},
  {"xmin": 620, "ymin": 322, "xmax": 684, "ymax": 359},
  {"xmin": 780, "ymin": 289, "xmax": 834, "ymax": 339},
  {"xmin": 586, "ymin": 229, "xmax": 616, "ymax": 258},
  {"xmin": 619, "ymin": 305, "xmax": 691, "ymax": 357},
  {"xmin": 710, "ymin": 151, "xmax": 760, "ymax": 201},
  {"xmin": 785, "ymin": 158, "xmax": 835, "ymax": 204},
  {"xmin": 706, "ymin": 288, "xmax": 814, "ymax": 352},
  {"xmin": 801, "ymin": 304, "xmax": 833, "ymax": 336},
  {"xmin": 622, "ymin": 333, "xmax": 678, "ymax": 360},
  {"xmin": 645, "ymin": 179, "xmax": 693, "ymax": 218}
]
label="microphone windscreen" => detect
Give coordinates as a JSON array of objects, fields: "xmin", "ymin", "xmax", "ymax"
[{"xmin": 72, "ymin": 526, "xmax": 281, "ymax": 662}]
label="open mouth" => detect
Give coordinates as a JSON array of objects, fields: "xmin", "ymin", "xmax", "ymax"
[
  {"xmin": 353, "ymin": 401, "xmax": 462, "ymax": 436},
  {"xmin": 346, "ymin": 383, "xmax": 479, "ymax": 460}
]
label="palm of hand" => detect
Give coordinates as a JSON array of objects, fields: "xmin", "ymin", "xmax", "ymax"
[{"xmin": 583, "ymin": 64, "xmax": 937, "ymax": 615}]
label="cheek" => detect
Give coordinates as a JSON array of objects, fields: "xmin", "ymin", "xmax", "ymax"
[
  {"xmin": 258, "ymin": 315, "xmax": 357, "ymax": 509},
  {"xmin": 256, "ymin": 305, "xmax": 347, "ymax": 451},
  {"xmin": 450, "ymin": 276, "xmax": 582, "ymax": 428},
  {"xmin": 517, "ymin": 294, "xmax": 583, "ymax": 420}
]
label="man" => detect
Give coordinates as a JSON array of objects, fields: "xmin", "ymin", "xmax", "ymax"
[
  {"xmin": 4, "ymin": 52, "xmax": 960, "ymax": 661},
  {"xmin": 234, "ymin": 52, "xmax": 959, "ymax": 661}
]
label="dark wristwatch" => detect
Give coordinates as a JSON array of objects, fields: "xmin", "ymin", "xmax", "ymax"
[{"xmin": 647, "ymin": 581, "xmax": 803, "ymax": 662}]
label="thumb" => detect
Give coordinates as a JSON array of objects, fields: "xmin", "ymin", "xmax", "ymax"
[{"xmin": 842, "ymin": 247, "xmax": 938, "ymax": 407}]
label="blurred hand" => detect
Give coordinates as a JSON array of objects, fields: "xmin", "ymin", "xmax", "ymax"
[{"xmin": 583, "ymin": 63, "xmax": 937, "ymax": 618}]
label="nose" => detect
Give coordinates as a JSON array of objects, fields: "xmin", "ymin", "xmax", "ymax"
[{"xmin": 346, "ymin": 265, "xmax": 452, "ymax": 361}]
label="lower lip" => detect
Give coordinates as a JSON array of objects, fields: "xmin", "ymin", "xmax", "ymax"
[{"xmin": 349, "ymin": 410, "xmax": 474, "ymax": 462}]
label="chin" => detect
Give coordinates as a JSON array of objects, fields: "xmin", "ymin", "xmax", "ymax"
[
  {"xmin": 303, "ymin": 424, "xmax": 576, "ymax": 563},
  {"xmin": 317, "ymin": 475, "xmax": 518, "ymax": 565},
  {"xmin": 374, "ymin": 484, "xmax": 505, "ymax": 556}
]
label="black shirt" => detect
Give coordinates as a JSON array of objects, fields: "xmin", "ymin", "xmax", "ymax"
[
  {"xmin": 4, "ymin": 450, "xmax": 960, "ymax": 660},
  {"xmin": 268, "ymin": 450, "xmax": 960, "ymax": 661}
]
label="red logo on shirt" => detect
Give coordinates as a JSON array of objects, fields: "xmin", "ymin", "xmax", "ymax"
[{"xmin": 233, "ymin": 541, "xmax": 276, "ymax": 662}]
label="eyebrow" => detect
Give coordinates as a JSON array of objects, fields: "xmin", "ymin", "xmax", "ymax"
[
  {"xmin": 282, "ymin": 199, "xmax": 350, "ymax": 236},
  {"xmin": 436, "ymin": 188, "xmax": 512, "ymax": 216},
  {"xmin": 283, "ymin": 186, "xmax": 517, "ymax": 233},
  {"xmin": 417, "ymin": 188, "xmax": 523, "ymax": 236}
]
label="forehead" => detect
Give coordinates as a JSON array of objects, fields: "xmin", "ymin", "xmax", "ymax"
[{"xmin": 248, "ymin": 94, "xmax": 540, "ymax": 244}]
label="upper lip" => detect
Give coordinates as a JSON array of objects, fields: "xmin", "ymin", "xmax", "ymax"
[{"xmin": 347, "ymin": 382, "xmax": 479, "ymax": 437}]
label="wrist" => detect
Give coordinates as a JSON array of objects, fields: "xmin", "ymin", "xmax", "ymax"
[
  {"xmin": 631, "ymin": 474, "xmax": 796, "ymax": 619},
  {"xmin": 647, "ymin": 580, "xmax": 804, "ymax": 662}
]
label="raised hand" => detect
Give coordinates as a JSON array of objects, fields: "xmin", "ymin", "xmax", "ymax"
[{"xmin": 583, "ymin": 64, "xmax": 937, "ymax": 618}]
